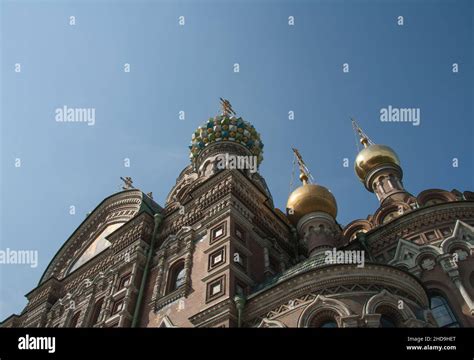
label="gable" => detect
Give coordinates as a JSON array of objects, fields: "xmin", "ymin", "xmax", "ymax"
[
  {"xmin": 389, "ymin": 238, "xmax": 441, "ymax": 269},
  {"xmin": 67, "ymin": 222, "xmax": 125, "ymax": 274},
  {"xmin": 39, "ymin": 189, "xmax": 161, "ymax": 284}
]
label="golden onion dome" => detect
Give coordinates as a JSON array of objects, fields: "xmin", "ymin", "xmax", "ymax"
[
  {"xmin": 354, "ymin": 144, "xmax": 401, "ymax": 182},
  {"xmin": 286, "ymin": 176, "xmax": 338, "ymax": 226}
]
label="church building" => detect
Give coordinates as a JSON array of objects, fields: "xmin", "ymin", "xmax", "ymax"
[{"xmin": 2, "ymin": 100, "xmax": 473, "ymax": 328}]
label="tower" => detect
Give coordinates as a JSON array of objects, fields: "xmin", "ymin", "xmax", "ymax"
[
  {"xmin": 147, "ymin": 99, "xmax": 294, "ymax": 327},
  {"xmin": 286, "ymin": 148, "xmax": 340, "ymax": 257},
  {"xmin": 353, "ymin": 120, "xmax": 416, "ymax": 207}
]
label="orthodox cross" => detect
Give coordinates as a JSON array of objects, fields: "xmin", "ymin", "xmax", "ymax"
[
  {"xmin": 120, "ymin": 176, "xmax": 134, "ymax": 190},
  {"xmin": 291, "ymin": 147, "xmax": 315, "ymax": 184},
  {"xmin": 351, "ymin": 118, "xmax": 374, "ymax": 149},
  {"xmin": 220, "ymin": 98, "xmax": 236, "ymax": 116}
]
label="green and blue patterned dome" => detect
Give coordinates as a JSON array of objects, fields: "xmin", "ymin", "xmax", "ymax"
[{"xmin": 189, "ymin": 114, "xmax": 264, "ymax": 165}]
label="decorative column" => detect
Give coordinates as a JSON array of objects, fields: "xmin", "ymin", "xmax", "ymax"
[
  {"xmin": 439, "ymin": 254, "xmax": 474, "ymax": 315},
  {"xmin": 151, "ymin": 254, "xmax": 165, "ymax": 303},
  {"xmin": 363, "ymin": 314, "xmax": 381, "ymax": 328},
  {"xmin": 339, "ymin": 315, "xmax": 360, "ymax": 328},
  {"xmin": 263, "ymin": 247, "xmax": 272, "ymax": 278},
  {"xmin": 183, "ymin": 239, "xmax": 195, "ymax": 294}
]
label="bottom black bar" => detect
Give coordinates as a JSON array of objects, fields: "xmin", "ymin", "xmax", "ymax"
[{"xmin": 0, "ymin": 328, "xmax": 473, "ymax": 359}]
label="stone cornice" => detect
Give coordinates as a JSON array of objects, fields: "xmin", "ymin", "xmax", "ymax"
[
  {"xmin": 244, "ymin": 263, "xmax": 428, "ymax": 321},
  {"xmin": 188, "ymin": 298, "xmax": 236, "ymax": 327},
  {"xmin": 155, "ymin": 288, "xmax": 187, "ymax": 311},
  {"xmin": 366, "ymin": 201, "xmax": 474, "ymax": 254}
]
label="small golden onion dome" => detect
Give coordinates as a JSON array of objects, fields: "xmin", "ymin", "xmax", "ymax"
[
  {"xmin": 354, "ymin": 144, "xmax": 401, "ymax": 182},
  {"xmin": 286, "ymin": 180, "xmax": 338, "ymax": 226}
]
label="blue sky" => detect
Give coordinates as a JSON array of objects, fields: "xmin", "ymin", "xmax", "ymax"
[{"xmin": 1, "ymin": 0, "xmax": 472, "ymax": 320}]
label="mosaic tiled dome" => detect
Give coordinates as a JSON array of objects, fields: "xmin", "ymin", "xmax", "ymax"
[{"xmin": 189, "ymin": 114, "xmax": 264, "ymax": 165}]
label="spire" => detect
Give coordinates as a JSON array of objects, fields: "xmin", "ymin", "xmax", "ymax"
[
  {"xmin": 292, "ymin": 148, "xmax": 314, "ymax": 185},
  {"xmin": 351, "ymin": 118, "xmax": 373, "ymax": 148}
]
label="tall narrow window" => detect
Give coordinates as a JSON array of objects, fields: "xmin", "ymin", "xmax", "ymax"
[
  {"xmin": 175, "ymin": 268, "xmax": 185, "ymax": 289},
  {"xmin": 430, "ymin": 294, "xmax": 459, "ymax": 327},
  {"xmin": 90, "ymin": 298, "xmax": 104, "ymax": 326},
  {"xmin": 69, "ymin": 311, "xmax": 81, "ymax": 328},
  {"xmin": 168, "ymin": 260, "xmax": 185, "ymax": 293}
]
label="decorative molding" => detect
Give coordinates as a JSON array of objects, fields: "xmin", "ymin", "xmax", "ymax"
[
  {"xmin": 159, "ymin": 315, "xmax": 177, "ymax": 328},
  {"xmin": 363, "ymin": 289, "xmax": 416, "ymax": 321},
  {"xmin": 440, "ymin": 220, "xmax": 474, "ymax": 254},
  {"xmin": 297, "ymin": 295, "xmax": 351, "ymax": 328},
  {"xmin": 41, "ymin": 190, "xmax": 152, "ymax": 284},
  {"xmin": 256, "ymin": 318, "xmax": 287, "ymax": 328},
  {"xmin": 366, "ymin": 202, "xmax": 474, "ymax": 255}
]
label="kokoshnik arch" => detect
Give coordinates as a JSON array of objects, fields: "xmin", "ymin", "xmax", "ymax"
[{"xmin": 2, "ymin": 100, "xmax": 473, "ymax": 328}]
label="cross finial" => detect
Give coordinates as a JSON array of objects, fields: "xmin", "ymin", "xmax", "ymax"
[
  {"xmin": 291, "ymin": 147, "xmax": 314, "ymax": 185},
  {"xmin": 351, "ymin": 118, "xmax": 373, "ymax": 148},
  {"xmin": 120, "ymin": 176, "xmax": 134, "ymax": 190},
  {"xmin": 219, "ymin": 98, "xmax": 236, "ymax": 117}
]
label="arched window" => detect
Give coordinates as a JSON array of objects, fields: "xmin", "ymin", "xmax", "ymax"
[
  {"xmin": 168, "ymin": 260, "xmax": 185, "ymax": 293},
  {"xmin": 90, "ymin": 298, "xmax": 104, "ymax": 326},
  {"xmin": 308, "ymin": 310, "xmax": 339, "ymax": 328},
  {"xmin": 430, "ymin": 294, "xmax": 459, "ymax": 328},
  {"xmin": 376, "ymin": 305, "xmax": 403, "ymax": 327},
  {"xmin": 69, "ymin": 311, "xmax": 81, "ymax": 328},
  {"xmin": 320, "ymin": 320, "xmax": 338, "ymax": 328},
  {"xmin": 175, "ymin": 268, "xmax": 185, "ymax": 289}
]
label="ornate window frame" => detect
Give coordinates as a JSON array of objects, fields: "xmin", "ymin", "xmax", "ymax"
[
  {"xmin": 362, "ymin": 290, "xmax": 417, "ymax": 327},
  {"xmin": 166, "ymin": 259, "xmax": 186, "ymax": 294},
  {"xmin": 298, "ymin": 295, "xmax": 351, "ymax": 328}
]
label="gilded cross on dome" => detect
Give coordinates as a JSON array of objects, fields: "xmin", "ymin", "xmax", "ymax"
[
  {"xmin": 351, "ymin": 118, "xmax": 374, "ymax": 148},
  {"xmin": 292, "ymin": 147, "xmax": 314, "ymax": 185},
  {"xmin": 120, "ymin": 176, "xmax": 134, "ymax": 190},
  {"xmin": 219, "ymin": 98, "xmax": 236, "ymax": 116}
]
